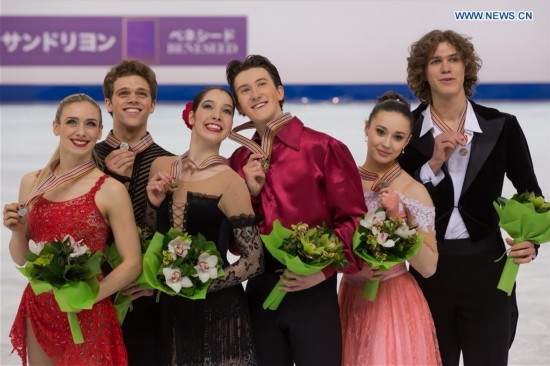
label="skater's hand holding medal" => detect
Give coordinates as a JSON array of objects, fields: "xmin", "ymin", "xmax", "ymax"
[
  {"xmin": 3, "ymin": 202, "xmax": 28, "ymax": 233},
  {"xmin": 146, "ymin": 171, "xmax": 178, "ymax": 208}
]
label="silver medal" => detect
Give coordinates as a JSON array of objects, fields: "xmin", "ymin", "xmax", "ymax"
[{"xmin": 120, "ymin": 142, "xmax": 130, "ymax": 150}]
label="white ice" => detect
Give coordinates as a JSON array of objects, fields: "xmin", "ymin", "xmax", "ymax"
[{"xmin": 1, "ymin": 101, "xmax": 549, "ymax": 365}]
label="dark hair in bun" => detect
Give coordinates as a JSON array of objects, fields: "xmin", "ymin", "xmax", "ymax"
[{"xmin": 366, "ymin": 91, "xmax": 413, "ymax": 131}]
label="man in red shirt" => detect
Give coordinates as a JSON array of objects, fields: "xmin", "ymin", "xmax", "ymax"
[{"xmin": 227, "ymin": 55, "xmax": 366, "ymax": 366}]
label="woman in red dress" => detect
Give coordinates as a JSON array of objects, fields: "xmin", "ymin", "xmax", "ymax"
[{"xmin": 3, "ymin": 93, "xmax": 141, "ymax": 365}]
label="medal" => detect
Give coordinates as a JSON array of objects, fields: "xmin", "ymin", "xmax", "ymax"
[
  {"xmin": 261, "ymin": 157, "xmax": 270, "ymax": 171},
  {"xmin": 17, "ymin": 205, "xmax": 27, "ymax": 218},
  {"xmin": 166, "ymin": 181, "xmax": 179, "ymax": 194},
  {"xmin": 106, "ymin": 131, "xmax": 155, "ymax": 153},
  {"xmin": 229, "ymin": 113, "xmax": 292, "ymax": 173},
  {"xmin": 431, "ymin": 102, "xmax": 471, "ymax": 158},
  {"xmin": 18, "ymin": 159, "xmax": 96, "ymax": 218},
  {"xmin": 358, "ymin": 163, "xmax": 402, "ymax": 193},
  {"xmin": 170, "ymin": 152, "xmax": 229, "ymax": 190}
]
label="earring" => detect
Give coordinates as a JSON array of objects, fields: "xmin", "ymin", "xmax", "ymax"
[
  {"xmin": 364, "ymin": 136, "xmax": 368, "ymax": 142},
  {"xmin": 401, "ymin": 147, "xmax": 405, "ymax": 154}
]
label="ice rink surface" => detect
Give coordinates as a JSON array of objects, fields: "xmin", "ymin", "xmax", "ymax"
[{"xmin": 1, "ymin": 101, "xmax": 549, "ymax": 365}]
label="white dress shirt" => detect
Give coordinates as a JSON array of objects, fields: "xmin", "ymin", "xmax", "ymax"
[{"xmin": 418, "ymin": 101, "xmax": 483, "ymax": 239}]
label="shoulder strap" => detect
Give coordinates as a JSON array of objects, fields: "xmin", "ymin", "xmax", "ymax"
[{"xmin": 89, "ymin": 174, "xmax": 110, "ymax": 195}]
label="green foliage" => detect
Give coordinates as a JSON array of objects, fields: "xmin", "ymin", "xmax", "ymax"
[
  {"xmin": 279, "ymin": 222, "xmax": 347, "ymax": 267},
  {"xmin": 498, "ymin": 192, "xmax": 550, "ymax": 213},
  {"xmin": 26, "ymin": 237, "xmax": 103, "ymax": 289}
]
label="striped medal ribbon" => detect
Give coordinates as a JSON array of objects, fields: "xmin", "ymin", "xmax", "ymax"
[
  {"xmin": 358, "ymin": 162, "xmax": 402, "ymax": 192},
  {"xmin": 105, "ymin": 131, "xmax": 154, "ymax": 153},
  {"xmin": 18, "ymin": 159, "xmax": 96, "ymax": 217},
  {"xmin": 430, "ymin": 103, "xmax": 469, "ymax": 157},
  {"xmin": 228, "ymin": 112, "xmax": 292, "ymax": 170},
  {"xmin": 168, "ymin": 152, "xmax": 229, "ymax": 194}
]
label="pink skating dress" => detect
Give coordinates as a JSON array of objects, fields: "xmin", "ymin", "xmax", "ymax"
[
  {"xmin": 10, "ymin": 174, "xmax": 127, "ymax": 366},
  {"xmin": 339, "ymin": 192, "xmax": 441, "ymax": 366}
]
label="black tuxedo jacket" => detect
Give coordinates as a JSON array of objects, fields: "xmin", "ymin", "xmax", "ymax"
[{"xmin": 399, "ymin": 100, "xmax": 542, "ymax": 243}]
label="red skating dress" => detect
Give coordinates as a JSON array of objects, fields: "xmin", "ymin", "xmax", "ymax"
[{"xmin": 10, "ymin": 174, "xmax": 127, "ymax": 366}]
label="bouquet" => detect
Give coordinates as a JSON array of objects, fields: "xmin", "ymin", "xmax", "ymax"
[
  {"xmin": 141, "ymin": 228, "xmax": 224, "ymax": 299},
  {"xmin": 17, "ymin": 235, "xmax": 103, "ymax": 344},
  {"xmin": 353, "ymin": 209, "xmax": 422, "ymax": 301},
  {"xmin": 104, "ymin": 226, "xmax": 152, "ymax": 323},
  {"xmin": 493, "ymin": 192, "xmax": 550, "ymax": 295},
  {"xmin": 261, "ymin": 220, "xmax": 348, "ymax": 310}
]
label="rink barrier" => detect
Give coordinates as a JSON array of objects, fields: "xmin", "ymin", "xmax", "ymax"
[{"xmin": 0, "ymin": 83, "xmax": 549, "ymax": 102}]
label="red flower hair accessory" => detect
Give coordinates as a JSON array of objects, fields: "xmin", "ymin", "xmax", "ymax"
[{"xmin": 182, "ymin": 101, "xmax": 193, "ymax": 129}]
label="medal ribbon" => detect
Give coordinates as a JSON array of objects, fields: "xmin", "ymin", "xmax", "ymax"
[
  {"xmin": 170, "ymin": 152, "xmax": 229, "ymax": 180},
  {"xmin": 105, "ymin": 131, "xmax": 154, "ymax": 154},
  {"xmin": 430, "ymin": 103, "xmax": 468, "ymax": 142},
  {"xmin": 228, "ymin": 112, "xmax": 292, "ymax": 169},
  {"xmin": 20, "ymin": 159, "xmax": 96, "ymax": 209},
  {"xmin": 358, "ymin": 162, "xmax": 402, "ymax": 192}
]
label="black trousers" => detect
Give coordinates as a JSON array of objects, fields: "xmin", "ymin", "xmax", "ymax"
[
  {"xmin": 121, "ymin": 296, "xmax": 161, "ymax": 366},
  {"xmin": 411, "ymin": 234, "xmax": 517, "ymax": 366},
  {"xmin": 246, "ymin": 273, "xmax": 341, "ymax": 366}
]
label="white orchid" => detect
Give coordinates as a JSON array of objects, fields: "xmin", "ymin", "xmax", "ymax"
[
  {"xmin": 194, "ymin": 253, "xmax": 219, "ymax": 283},
  {"xmin": 377, "ymin": 232, "xmax": 396, "ymax": 248},
  {"xmin": 359, "ymin": 211, "xmax": 386, "ymax": 230},
  {"xmin": 70, "ymin": 243, "xmax": 89, "ymax": 258},
  {"xmin": 395, "ymin": 223, "xmax": 417, "ymax": 239},
  {"xmin": 28, "ymin": 240, "xmax": 46, "ymax": 255},
  {"xmin": 163, "ymin": 267, "xmax": 193, "ymax": 293},
  {"xmin": 63, "ymin": 235, "xmax": 89, "ymax": 258},
  {"xmin": 167, "ymin": 236, "xmax": 192, "ymax": 260}
]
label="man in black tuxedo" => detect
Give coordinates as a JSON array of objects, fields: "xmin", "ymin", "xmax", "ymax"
[{"xmin": 399, "ymin": 30, "xmax": 542, "ymax": 366}]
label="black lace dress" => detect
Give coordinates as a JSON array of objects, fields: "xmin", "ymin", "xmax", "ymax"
[{"xmin": 148, "ymin": 169, "xmax": 263, "ymax": 366}]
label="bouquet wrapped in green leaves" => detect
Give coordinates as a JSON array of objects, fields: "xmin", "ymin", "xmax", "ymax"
[
  {"xmin": 353, "ymin": 209, "xmax": 422, "ymax": 301},
  {"xmin": 141, "ymin": 228, "xmax": 224, "ymax": 299},
  {"xmin": 104, "ymin": 226, "xmax": 152, "ymax": 324},
  {"xmin": 18, "ymin": 235, "xmax": 103, "ymax": 344},
  {"xmin": 261, "ymin": 220, "xmax": 348, "ymax": 310},
  {"xmin": 493, "ymin": 192, "xmax": 550, "ymax": 295}
]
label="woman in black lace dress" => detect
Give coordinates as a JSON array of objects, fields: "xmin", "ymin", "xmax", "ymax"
[{"xmin": 144, "ymin": 87, "xmax": 264, "ymax": 365}]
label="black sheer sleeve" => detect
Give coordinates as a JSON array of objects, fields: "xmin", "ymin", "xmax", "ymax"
[{"xmin": 208, "ymin": 214, "xmax": 264, "ymax": 292}]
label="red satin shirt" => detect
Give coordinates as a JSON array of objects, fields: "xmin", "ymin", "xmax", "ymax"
[{"xmin": 230, "ymin": 116, "xmax": 367, "ymax": 276}]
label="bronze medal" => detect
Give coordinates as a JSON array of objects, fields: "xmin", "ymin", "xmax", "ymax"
[
  {"xmin": 17, "ymin": 205, "xmax": 27, "ymax": 218},
  {"xmin": 261, "ymin": 157, "xmax": 270, "ymax": 171},
  {"xmin": 167, "ymin": 181, "xmax": 179, "ymax": 194}
]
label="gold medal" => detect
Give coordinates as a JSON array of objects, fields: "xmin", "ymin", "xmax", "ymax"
[{"xmin": 459, "ymin": 147, "xmax": 468, "ymax": 156}]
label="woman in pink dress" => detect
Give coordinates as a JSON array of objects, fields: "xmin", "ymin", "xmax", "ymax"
[
  {"xmin": 339, "ymin": 91, "xmax": 441, "ymax": 365},
  {"xmin": 3, "ymin": 93, "xmax": 141, "ymax": 366}
]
